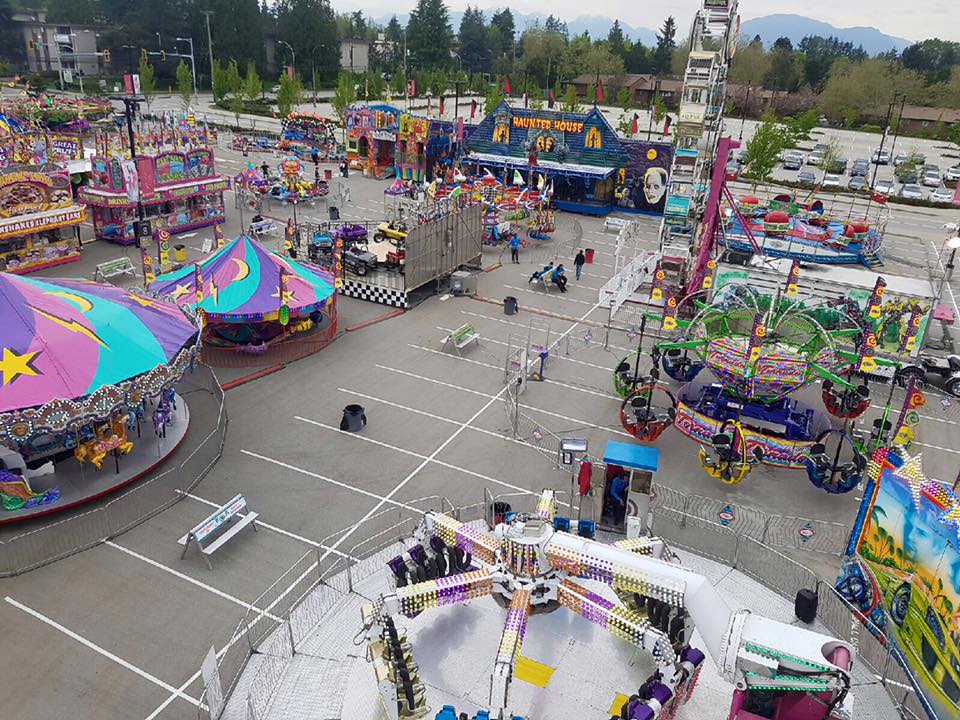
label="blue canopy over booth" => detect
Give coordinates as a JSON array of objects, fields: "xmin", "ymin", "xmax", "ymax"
[{"xmin": 601, "ymin": 440, "xmax": 660, "ymax": 532}]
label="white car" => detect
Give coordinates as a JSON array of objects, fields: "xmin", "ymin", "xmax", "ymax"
[
  {"xmin": 930, "ymin": 187, "xmax": 955, "ymax": 203},
  {"xmin": 270, "ymin": 84, "xmax": 281, "ymax": 93},
  {"xmin": 946, "ymin": 166, "xmax": 960, "ymax": 182},
  {"xmin": 822, "ymin": 173, "xmax": 841, "ymax": 189},
  {"xmin": 900, "ymin": 184, "xmax": 925, "ymax": 200},
  {"xmin": 922, "ymin": 171, "xmax": 941, "ymax": 188},
  {"xmin": 807, "ymin": 151, "xmax": 824, "ymax": 166},
  {"xmin": 872, "ymin": 149, "xmax": 891, "ymax": 165},
  {"xmin": 873, "ymin": 180, "xmax": 895, "ymax": 196}
]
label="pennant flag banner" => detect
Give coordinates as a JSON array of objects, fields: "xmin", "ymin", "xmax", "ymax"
[
  {"xmin": 747, "ymin": 314, "xmax": 766, "ymax": 363},
  {"xmin": 866, "ymin": 276, "xmax": 887, "ymax": 320},
  {"xmin": 662, "ymin": 295, "xmax": 678, "ymax": 331},
  {"xmin": 858, "ymin": 329, "xmax": 878, "ymax": 372},
  {"xmin": 650, "ymin": 262, "xmax": 664, "ymax": 301},
  {"xmin": 785, "ymin": 258, "xmax": 801, "ymax": 296}
]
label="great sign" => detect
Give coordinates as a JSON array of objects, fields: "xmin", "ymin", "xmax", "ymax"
[{"xmin": 510, "ymin": 116, "xmax": 585, "ymax": 134}]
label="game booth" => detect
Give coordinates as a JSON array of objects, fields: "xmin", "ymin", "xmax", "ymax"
[
  {"xmin": 0, "ymin": 273, "xmax": 199, "ymax": 522},
  {"xmin": 78, "ymin": 149, "xmax": 230, "ymax": 245},
  {"xmin": 344, "ymin": 104, "xmax": 457, "ymax": 182},
  {"xmin": 0, "ymin": 166, "xmax": 86, "ymax": 274},
  {"xmin": 464, "ymin": 101, "xmax": 672, "ymax": 216},
  {"xmin": 148, "ymin": 235, "xmax": 338, "ymax": 364}
]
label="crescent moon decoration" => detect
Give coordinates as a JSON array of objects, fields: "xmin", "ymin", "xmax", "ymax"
[
  {"xmin": 232, "ymin": 258, "xmax": 250, "ymax": 282},
  {"xmin": 44, "ymin": 291, "xmax": 93, "ymax": 313}
]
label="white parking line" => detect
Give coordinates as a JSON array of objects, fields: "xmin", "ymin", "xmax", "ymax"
[
  {"xmin": 294, "ymin": 415, "xmax": 562, "ymax": 502},
  {"xmin": 5, "ymin": 596, "xmax": 201, "ymax": 707},
  {"xmin": 503, "ymin": 284, "xmax": 598, "ymax": 307},
  {"xmin": 436, "ymin": 326, "xmax": 612, "ymax": 372},
  {"xmin": 104, "ymin": 541, "xmax": 282, "ymax": 621}
]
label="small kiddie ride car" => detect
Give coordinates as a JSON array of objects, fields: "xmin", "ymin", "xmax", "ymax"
[
  {"xmin": 334, "ymin": 224, "xmax": 368, "ymax": 244},
  {"xmin": 308, "ymin": 230, "xmax": 334, "ymax": 262},
  {"xmin": 374, "ymin": 220, "xmax": 408, "ymax": 241},
  {"xmin": 343, "ymin": 246, "xmax": 378, "ymax": 276}
]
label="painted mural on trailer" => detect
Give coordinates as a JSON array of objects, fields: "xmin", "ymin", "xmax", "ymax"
[
  {"xmin": 836, "ymin": 449, "xmax": 960, "ymax": 719},
  {"xmin": 618, "ymin": 140, "xmax": 672, "ymax": 213}
]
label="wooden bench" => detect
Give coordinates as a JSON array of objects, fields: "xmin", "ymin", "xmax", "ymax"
[
  {"xmin": 178, "ymin": 494, "xmax": 258, "ymax": 569},
  {"xmin": 93, "ymin": 257, "xmax": 137, "ymax": 282},
  {"xmin": 442, "ymin": 323, "xmax": 480, "ymax": 356}
]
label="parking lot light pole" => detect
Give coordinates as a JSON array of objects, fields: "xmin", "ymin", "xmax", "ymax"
[{"xmin": 175, "ymin": 37, "xmax": 198, "ymax": 104}]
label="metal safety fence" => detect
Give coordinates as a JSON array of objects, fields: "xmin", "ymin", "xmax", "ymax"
[{"xmin": 0, "ymin": 364, "xmax": 227, "ymax": 577}]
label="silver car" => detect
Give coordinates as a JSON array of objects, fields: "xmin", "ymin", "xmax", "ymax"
[
  {"xmin": 922, "ymin": 171, "xmax": 941, "ymax": 188},
  {"xmin": 900, "ymin": 184, "xmax": 925, "ymax": 200},
  {"xmin": 807, "ymin": 151, "xmax": 824, "ymax": 166},
  {"xmin": 822, "ymin": 173, "xmax": 841, "ymax": 189},
  {"xmin": 873, "ymin": 180, "xmax": 895, "ymax": 196},
  {"xmin": 930, "ymin": 187, "xmax": 955, "ymax": 203}
]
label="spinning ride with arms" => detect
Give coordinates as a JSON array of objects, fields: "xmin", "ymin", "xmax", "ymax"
[{"xmin": 363, "ymin": 489, "xmax": 854, "ymax": 720}]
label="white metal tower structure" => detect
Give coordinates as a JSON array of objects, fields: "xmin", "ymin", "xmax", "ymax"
[{"xmin": 658, "ymin": 0, "xmax": 740, "ymax": 295}]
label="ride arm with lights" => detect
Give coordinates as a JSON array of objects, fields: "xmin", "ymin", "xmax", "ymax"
[{"xmin": 490, "ymin": 590, "xmax": 532, "ymax": 713}]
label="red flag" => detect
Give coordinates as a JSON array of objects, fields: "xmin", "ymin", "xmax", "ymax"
[
  {"xmin": 439, "ymin": 95, "xmax": 444, "ymax": 116},
  {"xmin": 631, "ymin": 113, "xmax": 638, "ymax": 135},
  {"xmin": 548, "ymin": 88, "xmax": 556, "ymax": 108},
  {"xmin": 662, "ymin": 116, "xmax": 672, "ymax": 136},
  {"xmin": 470, "ymin": 99, "xmax": 477, "ymax": 119},
  {"xmin": 597, "ymin": 77, "xmax": 605, "ymax": 102},
  {"xmin": 503, "ymin": 74, "xmax": 511, "ymax": 95},
  {"xmin": 407, "ymin": 78, "xmax": 416, "ymax": 97}
]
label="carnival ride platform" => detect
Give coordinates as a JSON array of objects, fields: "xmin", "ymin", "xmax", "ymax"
[
  {"xmin": 724, "ymin": 216, "xmax": 881, "ymax": 268},
  {"xmin": 0, "ymin": 401, "xmax": 190, "ymax": 523},
  {"xmin": 221, "ymin": 535, "xmax": 901, "ymax": 720}
]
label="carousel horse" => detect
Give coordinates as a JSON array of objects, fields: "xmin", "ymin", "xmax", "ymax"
[
  {"xmin": 804, "ymin": 432, "xmax": 866, "ymax": 494},
  {"xmin": 821, "ymin": 379, "xmax": 870, "ymax": 419},
  {"xmin": 162, "ymin": 387, "xmax": 177, "ymax": 411},
  {"xmin": 619, "ymin": 384, "xmax": 677, "ymax": 442},
  {"xmin": 153, "ymin": 401, "xmax": 173, "ymax": 439},
  {"xmin": 698, "ymin": 421, "xmax": 764, "ymax": 485},
  {"xmin": 76, "ymin": 419, "xmax": 134, "ymax": 471}
]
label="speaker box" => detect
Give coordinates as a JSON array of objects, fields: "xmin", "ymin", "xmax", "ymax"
[{"xmin": 795, "ymin": 588, "xmax": 818, "ymax": 623}]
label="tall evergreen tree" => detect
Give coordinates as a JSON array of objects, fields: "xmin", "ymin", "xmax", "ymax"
[
  {"xmin": 458, "ymin": 6, "xmax": 489, "ymax": 74},
  {"xmin": 275, "ymin": 0, "xmax": 339, "ymax": 82},
  {"xmin": 489, "ymin": 9, "xmax": 515, "ymax": 59},
  {"xmin": 654, "ymin": 16, "xmax": 677, "ymax": 75},
  {"xmin": 406, "ymin": 0, "xmax": 453, "ymax": 69},
  {"xmin": 607, "ymin": 20, "xmax": 627, "ymax": 61}
]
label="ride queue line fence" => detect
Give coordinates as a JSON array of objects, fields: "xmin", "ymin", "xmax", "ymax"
[{"xmin": 0, "ymin": 364, "xmax": 227, "ymax": 577}]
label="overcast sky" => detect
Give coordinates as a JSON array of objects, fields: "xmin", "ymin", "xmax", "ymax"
[{"xmin": 342, "ymin": 1, "xmax": 957, "ymax": 44}]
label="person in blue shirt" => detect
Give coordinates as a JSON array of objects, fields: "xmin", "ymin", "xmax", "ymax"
[
  {"xmin": 550, "ymin": 263, "xmax": 568, "ymax": 292},
  {"xmin": 529, "ymin": 261, "xmax": 553, "ymax": 283},
  {"xmin": 509, "ymin": 233, "xmax": 521, "ymax": 263}
]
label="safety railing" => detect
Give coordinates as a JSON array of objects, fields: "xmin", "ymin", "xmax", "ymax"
[{"xmin": 0, "ymin": 364, "xmax": 227, "ymax": 577}]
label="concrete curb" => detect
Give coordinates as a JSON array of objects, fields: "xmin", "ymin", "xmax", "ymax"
[
  {"xmin": 345, "ymin": 308, "xmax": 405, "ymax": 332},
  {"xmin": 222, "ymin": 364, "xmax": 285, "ymax": 391}
]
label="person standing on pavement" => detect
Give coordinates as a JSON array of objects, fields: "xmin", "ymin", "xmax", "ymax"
[
  {"xmin": 509, "ymin": 233, "xmax": 521, "ymax": 263},
  {"xmin": 574, "ymin": 249, "xmax": 586, "ymax": 280}
]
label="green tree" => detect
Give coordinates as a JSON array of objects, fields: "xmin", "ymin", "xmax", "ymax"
[
  {"xmin": 243, "ymin": 62, "xmax": 262, "ymax": 102},
  {"xmin": 653, "ymin": 16, "xmax": 677, "ymax": 75},
  {"xmin": 483, "ymin": 83, "xmax": 504, "ymax": 113},
  {"xmin": 562, "ymin": 85, "xmax": 580, "ymax": 113},
  {"xmin": 138, "ymin": 59, "xmax": 157, "ymax": 111},
  {"xmin": 211, "ymin": 60, "xmax": 229, "ymax": 103},
  {"xmin": 743, "ymin": 112, "xmax": 791, "ymax": 186},
  {"xmin": 276, "ymin": 72, "xmax": 303, "ymax": 117},
  {"xmin": 176, "ymin": 60, "xmax": 193, "ymax": 108},
  {"xmin": 607, "ymin": 20, "xmax": 627, "ymax": 61},
  {"xmin": 729, "ymin": 37, "xmax": 771, "ymax": 86},
  {"xmin": 519, "ymin": 26, "xmax": 567, "ymax": 89},
  {"xmin": 458, "ymin": 6, "xmax": 489, "ymax": 73},
  {"xmin": 331, "ymin": 71, "xmax": 356, "ymax": 122},
  {"xmin": 225, "ymin": 60, "xmax": 243, "ymax": 98},
  {"xmin": 901, "ymin": 39, "xmax": 960, "ymax": 84},
  {"xmin": 617, "ymin": 87, "xmax": 632, "ymax": 112},
  {"xmin": 527, "ymin": 85, "xmax": 544, "ymax": 110},
  {"xmin": 765, "ymin": 37, "xmax": 800, "ymax": 93},
  {"xmin": 407, "ymin": 0, "xmax": 453, "ymax": 69},
  {"xmin": 275, "ymin": 0, "xmax": 340, "ymax": 83},
  {"xmin": 489, "ymin": 8, "xmax": 515, "ymax": 59}
]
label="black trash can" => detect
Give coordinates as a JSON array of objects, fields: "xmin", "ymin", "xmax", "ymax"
[
  {"xmin": 795, "ymin": 588, "xmax": 819, "ymax": 623},
  {"xmin": 329, "ymin": 206, "xmax": 340, "ymax": 220},
  {"xmin": 503, "ymin": 296, "xmax": 518, "ymax": 316},
  {"xmin": 340, "ymin": 404, "xmax": 366, "ymax": 432}
]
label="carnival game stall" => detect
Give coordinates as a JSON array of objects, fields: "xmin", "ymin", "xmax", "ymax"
[
  {"xmin": 148, "ymin": 235, "xmax": 337, "ymax": 363},
  {"xmin": 0, "ymin": 165, "xmax": 85, "ymax": 274},
  {"xmin": 78, "ymin": 148, "xmax": 229, "ymax": 245},
  {"xmin": 0, "ymin": 273, "xmax": 198, "ymax": 521},
  {"xmin": 279, "ymin": 112, "xmax": 338, "ymax": 160},
  {"xmin": 94, "ymin": 114, "xmax": 214, "ymax": 159},
  {"xmin": 464, "ymin": 101, "xmax": 672, "ymax": 216}
]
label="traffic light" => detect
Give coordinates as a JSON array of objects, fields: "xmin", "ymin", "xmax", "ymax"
[
  {"xmin": 160, "ymin": 50, "xmax": 166, "ymax": 61},
  {"xmin": 103, "ymin": 49, "xmax": 111, "ymax": 64},
  {"xmin": 141, "ymin": 48, "xmax": 148, "ymax": 62}
]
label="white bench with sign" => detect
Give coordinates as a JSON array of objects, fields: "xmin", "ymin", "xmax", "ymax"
[
  {"xmin": 178, "ymin": 494, "xmax": 258, "ymax": 569},
  {"xmin": 604, "ymin": 217, "xmax": 628, "ymax": 234},
  {"xmin": 249, "ymin": 219, "xmax": 279, "ymax": 238},
  {"xmin": 93, "ymin": 257, "xmax": 137, "ymax": 282},
  {"xmin": 442, "ymin": 323, "xmax": 480, "ymax": 356}
]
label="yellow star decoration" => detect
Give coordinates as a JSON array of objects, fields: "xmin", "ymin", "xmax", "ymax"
[
  {"xmin": 271, "ymin": 286, "xmax": 296, "ymax": 305},
  {"xmin": 170, "ymin": 284, "xmax": 192, "ymax": 301},
  {"xmin": 128, "ymin": 293, "xmax": 156, "ymax": 308},
  {"xmin": 0, "ymin": 348, "xmax": 41, "ymax": 386},
  {"xmin": 895, "ymin": 452, "xmax": 928, "ymax": 510}
]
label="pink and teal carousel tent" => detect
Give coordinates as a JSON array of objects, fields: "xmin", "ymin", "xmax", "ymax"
[
  {"xmin": 0, "ymin": 273, "xmax": 198, "ymax": 417},
  {"xmin": 148, "ymin": 235, "xmax": 335, "ymax": 321}
]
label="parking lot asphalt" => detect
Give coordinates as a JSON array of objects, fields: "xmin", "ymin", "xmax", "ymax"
[{"xmin": 1, "ymin": 136, "xmax": 959, "ymax": 720}]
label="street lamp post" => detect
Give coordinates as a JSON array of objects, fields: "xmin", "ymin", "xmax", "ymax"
[
  {"xmin": 175, "ymin": 37, "xmax": 198, "ymax": 104},
  {"xmin": 277, "ymin": 40, "xmax": 295, "ymax": 79}
]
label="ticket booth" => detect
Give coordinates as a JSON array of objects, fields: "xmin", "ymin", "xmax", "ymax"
[{"xmin": 600, "ymin": 440, "xmax": 659, "ymax": 533}]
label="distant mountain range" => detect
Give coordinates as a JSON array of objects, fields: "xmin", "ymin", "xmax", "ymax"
[
  {"xmin": 369, "ymin": 10, "xmax": 912, "ymax": 57},
  {"xmin": 739, "ymin": 15, "xmax": 912, "ymax": 55}
]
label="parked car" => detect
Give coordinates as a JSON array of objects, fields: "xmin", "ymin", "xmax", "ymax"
[
  {"xmin": 922, "ymin": 170, "xmax": 942, "ymax": 188},
  {"xmin": 822, "ymin": 173, "xmax": 842, "ymax": 189},
  {"xmin": 797, "ymin": 170, "xmax": 817, "ymax": 186},
  {"xmin": 825, "ymin": 157, "xmax": 848, "ymax": 174},
  {"xmin": 873, "ymin": 180, "xmax": 896, "ymax": 196},
  {"xmin": 900, "ymin": 184, "xmax": 925, "ymax": 200},
  {"xmin": 945, "ymin": 166, "xmax": 960, "ymax": 182},
  {"xmin": 807, "ymin": 151, "xmax": 824, "ymax": 166},
  {"xmin": 850, "ymin": 160, "xmax": 870, "ymax": 177},
  {"xmin": 848, "ymin": 176, "xmax": 868, "ymax": 191},
  {"xmin": 930, "ymin": 187, "xmax": 955, "ymax": 203},
  {"xmin": 872, "ymin": 148, "xmax": 891, "ymax": 165},
  {"xmin": 896, "ymin": 164, "xmax": 919, "ymax": 184},
  {"xmin": 895, "ymin": 152, "xmax": 927, "ymax": 166},
  {"xmin": 923, "ymin": 163, "xmax": 940, "ymax": 173},
  {"xmin": 783, "ymin": 152, "xmax": 804, "ymax": 171},
  {"xmin": 725, "ymin": 161, "xmax": 741, "ymax": 181}
]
